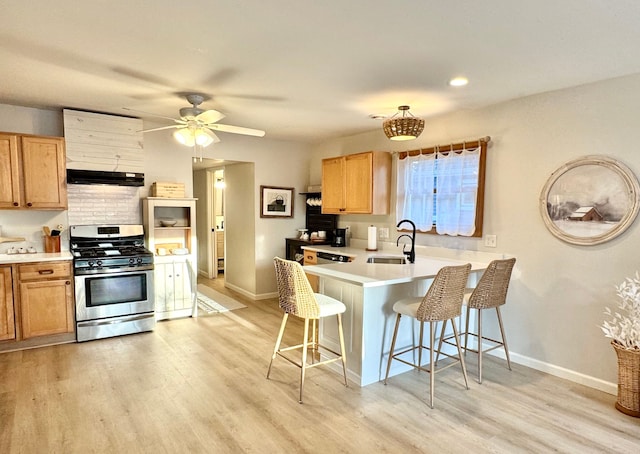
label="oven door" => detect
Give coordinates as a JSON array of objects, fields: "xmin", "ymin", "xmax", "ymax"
[{"xmin": 75, "ymin": 269, "xmax": 154, "ymax": 322}]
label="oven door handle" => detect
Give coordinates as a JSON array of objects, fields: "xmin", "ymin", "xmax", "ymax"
[{"xmin": 77, "ymin": 313, "xmax": 154, "ymax": 327}]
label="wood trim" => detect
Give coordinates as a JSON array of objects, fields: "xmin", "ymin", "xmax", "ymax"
[{"xmin": 397, "ymin": 136, "xmax": 490, "ymax": 160}]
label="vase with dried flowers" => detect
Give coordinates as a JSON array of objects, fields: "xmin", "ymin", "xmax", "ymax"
[{"xmin": 601, "ymin": 272, "xmax": 640, "ymax": 417}]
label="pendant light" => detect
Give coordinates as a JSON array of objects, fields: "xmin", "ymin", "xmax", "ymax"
[{"xmin": 383, "ymin": 105, "xmax": 425, "ymax": 141}]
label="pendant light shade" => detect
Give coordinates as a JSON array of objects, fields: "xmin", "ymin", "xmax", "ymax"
[{"xmin": 383, "ymin": 105, "xmax": 425, "ymax": 141}]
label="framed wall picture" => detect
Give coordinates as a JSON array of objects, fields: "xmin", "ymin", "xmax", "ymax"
[
  {"xmin": 260, "ymin": 186, "xmax": 294, "ymax": 218},
  {"xmin": 539, "ymin": 155, "xmax": 640, "ymax": 245}
]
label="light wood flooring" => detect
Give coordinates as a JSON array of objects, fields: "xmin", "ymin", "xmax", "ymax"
[{"xmin": 1, "ymin": 275, "xmax": 639, "ymax": 453}]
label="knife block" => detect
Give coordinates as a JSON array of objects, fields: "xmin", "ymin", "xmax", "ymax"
[{"xmin": 44, "ymin": 235, "xmax": 61, "ymax": 253}]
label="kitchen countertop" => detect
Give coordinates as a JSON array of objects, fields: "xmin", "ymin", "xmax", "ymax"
[
  {"xmin": 302, "ymin": 244, "xmax": 488, "ymax": 288},
  {"xmin": 0, "ymin": 251, "xmax": 74, "ymax": 265}
]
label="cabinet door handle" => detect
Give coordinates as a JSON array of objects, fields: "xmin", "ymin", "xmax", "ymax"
[
  {"xmin": 66, "ymin": 281, "xmax": 71, "ymax": 285},
  {"xmin": 13, "ymin": 202, "xmax": 19, "ymax": 206},
  {"xmin": 27, "ymin": 202, "xmax": 33, "ymax": 207},
  {"xmin": 38, "ymin": 269, "xmax": 54, "ymax": 275}
]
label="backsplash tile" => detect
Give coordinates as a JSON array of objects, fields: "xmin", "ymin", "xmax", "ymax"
[{"xmin": 67, "ymin": 185, "xmax": 141, "ymax": 225}]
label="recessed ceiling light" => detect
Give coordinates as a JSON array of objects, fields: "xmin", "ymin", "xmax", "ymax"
[{"xmin": 449, "ymin": 77, "xmax": 469, "ymax": 87}]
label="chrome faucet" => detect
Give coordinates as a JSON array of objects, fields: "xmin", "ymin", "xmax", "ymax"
[{"xmin": 396, "ymin": 219, "xmax": 416, "ymax": 263}]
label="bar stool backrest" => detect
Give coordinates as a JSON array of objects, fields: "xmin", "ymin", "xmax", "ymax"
[
  {"xmin": 274, "ymin": 257, "xmax": 320, "ymax": 319},
  {"xmin": 416, "ymin": 263, "xmax": 471, "ymax": 322},
  {"xmin": 468, "ymin": 258, "xmax": 516, "ymax": 310}
]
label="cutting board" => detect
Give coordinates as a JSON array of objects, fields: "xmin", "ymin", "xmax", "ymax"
[{"xmin": 0, "ymin": 237, "xmax": 26, "ymax": 243}]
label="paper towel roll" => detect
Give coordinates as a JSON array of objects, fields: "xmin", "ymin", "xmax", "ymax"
[{"xmin": 367, "ymin": 225, "xmax": 377, "ymax": 250}]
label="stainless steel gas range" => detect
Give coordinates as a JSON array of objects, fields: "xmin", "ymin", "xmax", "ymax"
[{"xmin": 70, "ymin": 225, "xmax": 155, "ymax": 342}]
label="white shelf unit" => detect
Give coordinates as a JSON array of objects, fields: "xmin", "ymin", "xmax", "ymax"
[{"xmin": 143, "ymin": 197, "xmax": 198, "ymax": 320}]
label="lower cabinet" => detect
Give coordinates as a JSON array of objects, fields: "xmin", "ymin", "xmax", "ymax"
[
  {"xmin": 18, "ymin": 262, "xmax": 74, "ymax": 339},
  {"xmin": 0, "ymin": 260, "xmax": 75, "ymax": 351},
  {"xmin": 0, "ymin": 266, "xmax": 15, "ymax": 341},
  {"xmin": 154, "ymin": 256, "xmax": 196, "ymax": 320}
]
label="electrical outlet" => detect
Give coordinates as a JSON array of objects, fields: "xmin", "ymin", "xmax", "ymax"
[
  {"xmin": 379, "ymin": 227, "xmax": 389, "ymax": 239},
  {"xmin": 484, "ymin": 234, "xmax": 497, "ymax": 248},
  {"xmin": 344, "ymin": 225, "xmax": 351, "ymax": 237}
]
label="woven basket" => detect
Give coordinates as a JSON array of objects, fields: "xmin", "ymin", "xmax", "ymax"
[{"xmin": 612, "ymin": 341, "xmax": 640, "ymax": 417}]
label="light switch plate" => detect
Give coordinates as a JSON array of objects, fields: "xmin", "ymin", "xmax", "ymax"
[
  {"xmin": 379, "ymin": 227, "xmax": 389, "ymax": 239},
  {"xmin": 484, "ymin": 234, "xmax": 497, "ymax": 248}
]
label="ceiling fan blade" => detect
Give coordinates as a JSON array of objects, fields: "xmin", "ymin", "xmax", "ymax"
[
  {"xmin": 139, "ymin": 124, "xmax": 183, "ymax": 133},
  {"xmin": 208, "ymin": 123, "xmax": 266, "ymax": 137},
  {"xmin": 122, "ymin": 107, "xmax": 182, "ymax": 123},
  {"xmin": 196, "ymin": 109, "xmax": 225, "ymax": 124}
]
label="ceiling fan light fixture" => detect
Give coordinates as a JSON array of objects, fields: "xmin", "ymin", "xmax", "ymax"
[
  {"xmin": 194, "ymin": 128, "xmax": 214, "ymax": 147},
  {"xmin": 383, "ymin": 105, "xmax": 425, "ymax": 141},
  {"xmin": 174, "ymin": 128, "xmax": 196, "ymax": 147},
  {"xmin": 173, "ymin": 127, "xmax": 216, "ymax": 148}
]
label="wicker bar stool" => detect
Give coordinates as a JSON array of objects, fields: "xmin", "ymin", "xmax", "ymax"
[
  {"xmin": 267, "ymin": 257, "xmax": 348, "ymax": 403},
  {"xmin": 383, "ymin": 263, "xmax": 471, "ymax": 408},
  {"xmin": 439, "ymin": 258, "xmax": 516, "ymax": 384}
]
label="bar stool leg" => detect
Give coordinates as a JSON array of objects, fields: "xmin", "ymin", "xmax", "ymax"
[
  {"xmin": 477, "ymin": 308, "xmax": 483, "ymax": 384},
  {"xmin": 267, "ymin": 313, "xmax": 288, "ymax": 379},
  {"xmin": 464, "ymin": 305, "xmax": 471, "ymax": 352},
  {"xmin": 496, "ymin": 307, "xmax": 512, "ymax": 370},
  {"xmin": 435, "ymin": 321, "xmax": 446, "ymax": 366},
  {"xmin": 384, "ymin": 314, "xmax": 402, "ymax": 384},
  {"xmin": 418, "ymin": 319, "xmax": 425, "ymax": 370},
  {"xmin": 337, "ymin": 313, "xmax": 348, "ymax": 386},
  {"xmin": 451, "ymin": 321, "xmax": 469, "ymax": 390},
  {"xmin": 299, "ymin": 318, "xmax": 310, "ymax": 403},
  {"xmin": 429, "ymin": 321, "xmax": 436, "ymax": 409}
]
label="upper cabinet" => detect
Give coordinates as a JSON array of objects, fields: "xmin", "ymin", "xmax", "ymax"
[
  {"xmin": 321, "ymin": 151, "xmax": 391, "ymax": 215},
  {"xmin": 0, "ymin": 132, "xmax": 67, "ymax": 210}
]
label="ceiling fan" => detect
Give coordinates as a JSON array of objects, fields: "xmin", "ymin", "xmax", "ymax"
[{"xmin": 128, "ymin": 93, "xmax": 266, "ymax": 148}]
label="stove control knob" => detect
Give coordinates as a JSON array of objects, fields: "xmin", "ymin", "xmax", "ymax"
[
  {"xmin": 137, "ymin": 257, "xmax": 143, "ymax": 264},
  {"xmin": 129, "ymin": 258, "xmax": 136, "ymax": 265},
  {"xmin": 88, "ymin": 260, "xmax": 95, "ymax": 267},
  {"xmin": 96, "ymin": 260, "xmax": 103, "ymax": 267}
]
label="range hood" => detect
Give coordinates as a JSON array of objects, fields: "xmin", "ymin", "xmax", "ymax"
[{"xmin": 67, "ymin": 169, "xmax": 144, "ymax": 187}]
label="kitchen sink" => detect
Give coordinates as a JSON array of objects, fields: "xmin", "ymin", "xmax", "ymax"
[{"xmin": 366, "ymin": 256, "xmax": 407, "ymax": 264}]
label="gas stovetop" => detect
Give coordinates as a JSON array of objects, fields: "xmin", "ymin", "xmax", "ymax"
[{"xmin": 70, "ymin": 224, "xmax": 154, "ymax": 274}]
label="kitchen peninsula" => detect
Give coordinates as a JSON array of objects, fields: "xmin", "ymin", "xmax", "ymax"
[{"xmin": 302, "ymin": 243, "xmax": 494, "ymax": 386}]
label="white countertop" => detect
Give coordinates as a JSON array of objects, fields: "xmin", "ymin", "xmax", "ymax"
[
  {"xmin": 302, "ymin": 244, "xmax": 488, "ymax": 288},
  {"xmin": 0, "ymin": 251, "xmax": 73, "ymax": 265}
]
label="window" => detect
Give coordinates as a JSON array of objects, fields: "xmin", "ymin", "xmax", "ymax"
[{"xmin": 396, "ymin": 139, "xmax": 488, "ymax": 237}]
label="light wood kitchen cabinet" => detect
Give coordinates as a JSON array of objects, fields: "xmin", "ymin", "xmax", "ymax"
[
  {"xmin": 0, "ymin": 132, "xmax": 67, "ymax": 210},
  {"xmin": 303, "ymin": 249, "xmax": 319, "ymax": 292},
  {"xmin": 17, "ymin": 261, "xmax": 74, "ymax": 339},
  {"xmin": 0, "ymin": 266, "xmax": 15, "ymax": 341},
  {"xmin": 321, "ymin": 151, "xmax": 391, "ymax": 215},
  {"xmin": 143, "ymin": 197, "xmax": 198, "ymax": 320}
]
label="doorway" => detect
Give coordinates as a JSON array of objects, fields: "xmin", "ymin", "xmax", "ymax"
[{"xmin": 193, "ymin": 160, "xmax": 256, "ymax": 290}]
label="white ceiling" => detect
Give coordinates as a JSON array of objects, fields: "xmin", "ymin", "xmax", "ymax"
[{"xmin": 2, "ymin": 1, "xmax": 640, "ymax": 144}]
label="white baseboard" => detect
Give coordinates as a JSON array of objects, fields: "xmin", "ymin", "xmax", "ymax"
[
  {"xmin": 486, "ymin": 345, "xmax": 617, "ymax": 395},
  {"xmin": 223, "ymin": 282, "xmax": 277, "ymax": 301}
]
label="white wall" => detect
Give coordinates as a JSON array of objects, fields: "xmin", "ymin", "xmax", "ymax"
[
  {"xmin": 310, "ymin": 73, "xmax": 640, "ymax": 390},
  {"xmin": 139, "ymin": 126, "xmax": 313, "ymax": 298},
  {"xmin": 193, "ymin": 169, "xmax": 209, "ymax": 275}
]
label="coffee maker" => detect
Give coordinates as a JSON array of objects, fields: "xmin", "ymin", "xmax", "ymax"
[{"xmin": 332, "ymin": 228, "xmax": 347, "ymax": 247}]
